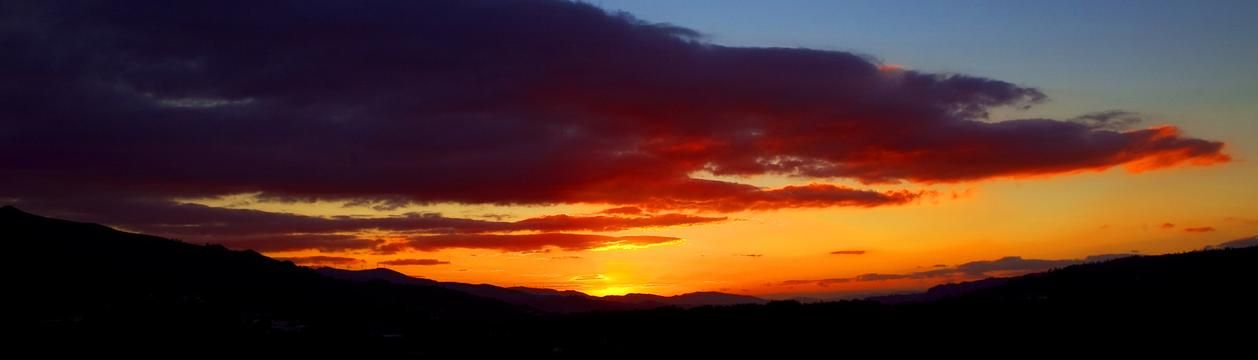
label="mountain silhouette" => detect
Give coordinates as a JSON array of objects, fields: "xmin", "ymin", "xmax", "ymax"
[
  {"xmin": 317, "ymin": 267, "xmax": 649, "ymax": 312},
  {"xmin": 317, "ymin": 267, "xmax": 765, "ymax": 311},
  {"xmin": 9, "ymin": 205, "xmax": 1256, "ymax": 355},
  {"xmin": 866, "ymin": 277, "xmax": 1012, "ymax": 304},
  {"xmin": 6, "ymin": 205, "xmax": 529, "ymax": 355}
]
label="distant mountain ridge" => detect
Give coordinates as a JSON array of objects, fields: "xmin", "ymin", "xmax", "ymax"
[
  {"xmin": 9, "ymin": 205, "xmax": 1258, "ymax": 355},
  {"xmin": 868, "ymin": 235, "xmax": 1258, "ymax": 305},
  {"xmin": 315, "ymin": 267, "xmax": 766, "ymax": 312},
  {"xmin": 0, "ymin": 204, "xmax": 761, "ymax": 315}
]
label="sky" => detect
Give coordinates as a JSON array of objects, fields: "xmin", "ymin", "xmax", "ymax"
[{"xmin": 2, "ymin": 0, "xmax": 1256, "ymax": 299}]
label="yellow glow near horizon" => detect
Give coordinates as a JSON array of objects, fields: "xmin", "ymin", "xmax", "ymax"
[{"xmin": 588, "ymin": 286, "xmax": 639, "ymax": 297}]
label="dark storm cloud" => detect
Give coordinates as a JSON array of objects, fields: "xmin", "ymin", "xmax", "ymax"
[{"xmin": 1, "ymin": 0, "xmax": 1228, "ymax": 212}]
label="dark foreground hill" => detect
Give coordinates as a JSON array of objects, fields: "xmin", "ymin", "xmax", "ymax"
[
  {"xmin": 7, "ymin": 206, "xmax": 1257, "ymax": 355},
  {"xmin": 5, "ymin": 205, "xmax": 537, "ymax": 355}
]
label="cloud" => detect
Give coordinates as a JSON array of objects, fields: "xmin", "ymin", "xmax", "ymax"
[
  {"xmin": 396, "ymin": 233, "xmax": 682, "ymax": 252},
  {"xmin": 571, "ymin": 274, "xmax": 609, "ymax": 281},
  {"xmin": 6, "ymin": 198, "xmax": 710, "ymax": 252},
  {"xmin": 1161, "ymin": 223, "xmax": 1176, "ymax": 229},
  {"xmin": 830, "ymin": 250, "xmax": 867, "ymax": 255},
  {"xmin": 1184, "ymin": 226, "xmax": 1216, "ymax": 233},
  {"xmin": 600, "ymin": 207, "xmax": 645, "ymax": 215},
  {"xmin": 379, "ymin": 258, "xmax": 450, "ymax": 266},
  {"xmin": 781, "ymin": 253, "xmax": 1135, "ymax": 287},
  {"xmin": 277, "ymin": 256, "xmax": 364, "ymax": 266},
  {"xmin": 0, "ymin": 0, "xmax": 1227, "ymax": 221},
  {"xmin": 1070, "ymin": 110, "xmax": 1144, "ymax": 131},
  {"xmin": 507, "ymin": 213, "xmax": 725, "ymax": 232},
  {"xmin": 781, "ymin": 278, "xmax": 851, "ymax": 287}
]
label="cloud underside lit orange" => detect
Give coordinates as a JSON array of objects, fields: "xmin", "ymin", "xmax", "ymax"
[{"xmin": 389, "ymin": 234, "xmax": 683, "ymax": 252}]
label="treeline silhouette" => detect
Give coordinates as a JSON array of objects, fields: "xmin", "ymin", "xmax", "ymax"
[{"xmin": 7, "ymin": 206, "xmax": 1255, "ymax": 356}]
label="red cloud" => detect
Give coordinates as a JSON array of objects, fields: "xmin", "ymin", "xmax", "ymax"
[
  {"xmin": 504, "ymin": 213, "xmax": 725, "ymax": 232},
  {"xmin": 1184, "ymin": 227, "xmax": 1216, "ymax": 233},
  {"xmin": 599, "ymin": 207, "xmax": 646, "ymax": 215},
  {"xmin": 12, "ymin": 200, "xmax": 717, "ymax": 253},
  {"xmin": 830, "ymin": 250, "xmax": 867, "ymax": 255},
  {"xmin": 379, "ymin": 258, "xmax": 450, "ymax": 266},
  {"xmin": 1161, "ymin": 223, "xmax": 1176, "ymax": 229},
  {"xmin": 571, "ymin": 180, "xmax": 924, "ymax": 212},
  {"xmin": 398, "ymin": 234, "xmax": 681, "ymax": 252}
]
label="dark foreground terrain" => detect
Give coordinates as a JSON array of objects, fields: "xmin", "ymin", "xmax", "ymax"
[{"xmin": 7, "ymin": 206, "xmax": 1256, "ymax": 356}]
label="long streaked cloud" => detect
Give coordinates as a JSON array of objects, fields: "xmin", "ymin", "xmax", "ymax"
[
  {"xmin": 9, "ymin": 198, "xmax": 716, "ymax": 253},
  {"xmin": 390, "ymin": 234, "xmax": 683, "ymax": 253},
  {"xmin": 781, "ymin": 254, "xmax": 1134, "ymax": 287},
  {"xmin": 378, "ymin": 258, "xmax": 451, "ymax": 266}
]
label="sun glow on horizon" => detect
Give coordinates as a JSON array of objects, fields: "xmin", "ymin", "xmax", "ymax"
[{"xmin": 587, "ymin": 285, "xmax": 640, "ymax": 297}]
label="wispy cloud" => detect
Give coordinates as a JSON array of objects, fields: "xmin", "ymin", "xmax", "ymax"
[
  {"xmin": 781, "ymin": 254, "xmax": 1134, "ymax": 287},
  {"xmin": 379, "ymin": 258, "xmax": 450, "ymax": 266}
]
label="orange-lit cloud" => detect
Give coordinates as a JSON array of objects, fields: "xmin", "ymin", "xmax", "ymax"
[
  {"xmin": 394, "ymin": 234, "xmax": 682, "ymax": 253},
  {"xmin": 509, "ymin": 213, "xmax": 725, "ymax": 232},
  {"xmin": 11, "ymin": 200, "xmax": 713, "ymax": 253},
  {"xmin": 1184, "ymin": 227, "xmax": 1216, "ymax": 233},
  {"xmin": 830, "ymin": 250, "xmax": 867, "ymax": 255},
  {"xmin": 379, "ymin": 258, "xmax": 451, "ymax": 266}
]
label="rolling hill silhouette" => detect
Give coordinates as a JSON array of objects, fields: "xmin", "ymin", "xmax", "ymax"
[
  {"xmin": 6, "ymin": 205, "xmax": 537, "ymax": 354},
  {"xmin": 316, "ymin": 267, "xmax": 765, "ymax": 312},
  {"xmin": 8, "ymin": 205, "xmax": 1256, "ymax": 355}
]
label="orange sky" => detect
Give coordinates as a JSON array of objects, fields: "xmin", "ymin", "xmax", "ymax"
[{"xmin": 189, "ymin": 150, "xmax": 1258, "ymax": 298}]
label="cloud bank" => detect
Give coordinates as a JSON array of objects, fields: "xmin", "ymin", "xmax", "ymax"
[{"xmin": 0, "ymin": 0, "xmax": 1229, "ymax": 251}]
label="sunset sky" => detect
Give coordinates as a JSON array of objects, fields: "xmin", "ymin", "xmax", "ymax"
[{"xmin": 3, "ymin": 0, "xmax": 1256, "ymax": 299}]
